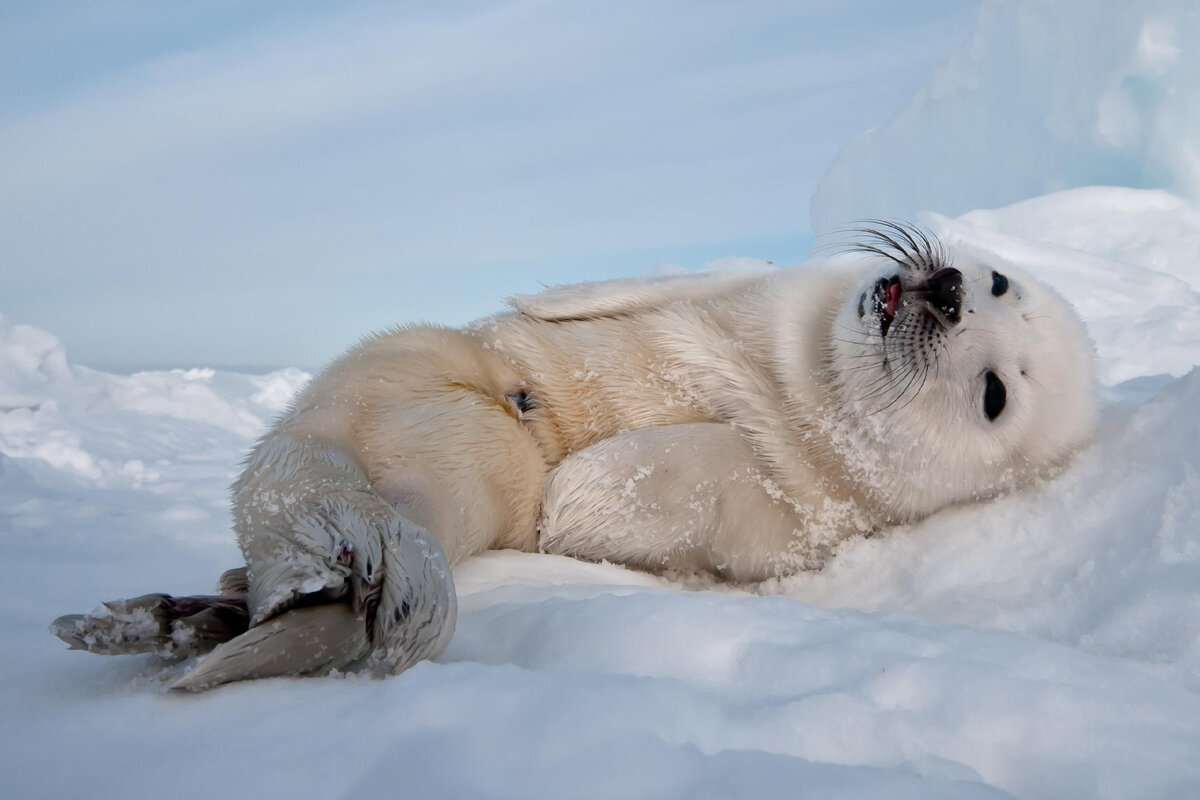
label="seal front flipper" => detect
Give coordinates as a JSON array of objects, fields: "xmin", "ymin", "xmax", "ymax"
[{"xmin": 540, "ymin": 423, "xmax": 813, "ymax": 580}]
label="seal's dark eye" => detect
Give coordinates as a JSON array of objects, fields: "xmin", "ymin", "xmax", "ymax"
[
  {"xmin": 983, "ymin": 371, "xmax": 1006, "ymax": 421},
  {"xmin": 991, "ymin": 271, "xmax": 1009, "ymax": 297}
]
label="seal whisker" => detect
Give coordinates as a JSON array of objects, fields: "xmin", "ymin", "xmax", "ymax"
[
  {"xmin": 878, "ymin": 357, "xmax": 931, "ymax": 419},
  {"xmin": 858, "ymin": 367, "xmax": 911, "ymax": 402},
  {"xmin": 860, "ymin": 358, "xmax": 920, "ymax": 407},
  {"xmin": 873, "ymin": 352, "xmax": 927, "ymax": 415}
]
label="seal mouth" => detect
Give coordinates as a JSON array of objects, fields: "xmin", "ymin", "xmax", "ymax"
[{"xmin": 871, "ymin": 275, "xmax": 903, "ymax": 338}]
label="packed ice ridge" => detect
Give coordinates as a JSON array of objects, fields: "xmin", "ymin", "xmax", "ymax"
[{"xmin": 812, "ymin": 0, "xmax": 1200, "ymax": 233}]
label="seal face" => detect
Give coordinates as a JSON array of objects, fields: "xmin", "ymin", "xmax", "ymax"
[{"xmin": 827, "ymin": 223, "xmax": 1097, "ymax": 521}]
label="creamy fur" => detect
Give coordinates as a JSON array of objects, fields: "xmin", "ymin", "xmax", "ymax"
[
  {"xmin": 235, "ymin": 240, "xmax": 1095, "ymax": 610},
  {"xmin": 54, "ymin": 230, "xmax": 1098, "ymax": 687}
]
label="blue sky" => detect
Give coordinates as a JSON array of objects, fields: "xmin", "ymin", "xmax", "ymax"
[{"xmin": 1, "ymin": 0, "xmax": 980, "ymax": 370}]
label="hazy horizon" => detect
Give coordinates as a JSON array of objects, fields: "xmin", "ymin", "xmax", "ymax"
[{"xmin": 3, "ymin": 0, "xmax": 980, "ymax": 371}]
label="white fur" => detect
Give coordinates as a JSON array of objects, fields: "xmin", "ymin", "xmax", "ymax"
[
  {"xmin": 510, "ymin": 271, "xmax": 768, "ymax": 321},
  {"xmin": 232, "ymin": 244, "xmax": 1094, "ymax": 673},
  {"xmin": 537, "ymin": 254, "xmax": 1097, "ymax": 576},
  {"xmin": 60, "ymin": 234, "xmax": 1099, "ymax": 686}
]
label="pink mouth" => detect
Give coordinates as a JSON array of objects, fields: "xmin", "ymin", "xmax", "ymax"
[
  {"xmin": 884, "ymin": 279, "xmax": 902, "ymax": 321},
  {"xmin": 871, "ymin": 276, "xmax": 903, "ymax": 338}
]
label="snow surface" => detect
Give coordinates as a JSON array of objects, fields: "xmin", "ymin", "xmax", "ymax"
[
  {"xmin": 811, "ymin": 0, "xmax": 1200, "ymax": 233},
  {"xmin": 2, "ymin": 186, "xmax": 1199, "ymax": 799}
]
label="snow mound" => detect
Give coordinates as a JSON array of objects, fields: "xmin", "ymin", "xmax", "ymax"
[
  {"xmin": 923, "ymin": 186, "xmax": 1200, "ymax": 384},
  {"xmin": 2, "ymin": 186, "xmax": 1199, "ymax": 797},
  {"xmin": 950, "ymin": 186, "xmax": 1200, "ymax": 289},
  {"xmin": 781, "ymin": 367, "xmax": 1200, "ymax": 684},
  {"xmin": 0, "ymin": 316, "xmax": 73, "ymax": 409},
  {"xmin": 0, "ymin": 319, "xmax": 309, "ymax": 489},
  {"xmin": 107, "ymin": 367, "xmax": 307, "ymax": 439},
  {"xmin": 810, "ymin": 0, "xmax": 1200, "ymax": 232}
]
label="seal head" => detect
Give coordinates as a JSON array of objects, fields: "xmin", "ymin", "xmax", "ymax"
[{"xmin": 827, "ymin": 223, "xmax": 1097, "ymax": 521}]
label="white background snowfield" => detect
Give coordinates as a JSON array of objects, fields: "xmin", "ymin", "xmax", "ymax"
[
  {"xmin": 4, "ymin": 0, "xmax": 1200, "ymax": 798},
  {"xmin": 3, "ymin": 191, "xmax": 1198, "ymax": 800}
]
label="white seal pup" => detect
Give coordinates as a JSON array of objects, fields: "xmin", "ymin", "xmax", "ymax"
[{"xmin": 52, "ymin": 224, "xmax": 1097, "ymax": 690}]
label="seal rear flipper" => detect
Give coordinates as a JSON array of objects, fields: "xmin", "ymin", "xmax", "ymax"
[
  {"xmin": 51, "ymin": 593, "xmax": 249, "ymax": 658},
  {"xmin": 168, "ymin": 603, "xmax": 369, "ymax": 692}
]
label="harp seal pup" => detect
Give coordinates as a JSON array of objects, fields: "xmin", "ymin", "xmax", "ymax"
[{"xmin": 52, "ymin": 225, "xmax": 1097, "ymax": 690}]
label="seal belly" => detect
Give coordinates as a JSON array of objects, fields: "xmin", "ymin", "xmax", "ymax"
[{"xmin": 470, "ymin": 312, "xmax": 715, "ymax": 462}]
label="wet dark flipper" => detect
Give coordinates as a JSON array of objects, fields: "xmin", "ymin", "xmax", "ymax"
[
  {"xmin": 51, "ymin": 593, "xmax": 249, "ymax": 658},
  {"xmin": 169, "ymin": 603, "xmax": 369, "ymax": 691}
]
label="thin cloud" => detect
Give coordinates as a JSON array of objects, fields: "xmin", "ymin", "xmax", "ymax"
[{"xmin": 1, "ymin": 0, "xmax": 980, "ymax": 368}]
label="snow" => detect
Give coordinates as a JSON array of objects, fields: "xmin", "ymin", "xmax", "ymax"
[
  {"xmin": 923, "ymin": 186, "xmax": 1200, "ymax": 385},
  {"xmin": 5, "ymin": 1, "xmax": 1200, "ymax": 792},
  {"xmin": 2, "ymin": 185, "xmax": 1199, "ymax": 799},
  {"xmin": 811, "ymin": 0, "xmax": 1200, "ymax": 234}
]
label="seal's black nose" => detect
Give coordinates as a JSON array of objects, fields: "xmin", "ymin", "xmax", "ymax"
[{"xmin": 924, "ymin": 267, "xmax": 963, "ymax": 324}]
